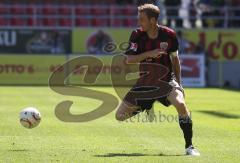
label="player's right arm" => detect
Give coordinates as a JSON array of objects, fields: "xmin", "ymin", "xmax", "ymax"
[
  {"xmin": 126, "ymin": 49, "xmax": 166, "ymax": 63},
  {"xmin": 124, "ymin": 30, "xmax": 165, "ymax": 63}
]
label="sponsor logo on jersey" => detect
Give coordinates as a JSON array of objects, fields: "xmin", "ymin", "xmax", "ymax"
[{"xmin": 160, "ymin": 42, "xmax": 168, "ymax": 51}]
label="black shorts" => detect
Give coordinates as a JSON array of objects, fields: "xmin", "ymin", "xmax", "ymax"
[{"xmin": 123, "ymin": 80, "xmax": 182, "ymax": 112}]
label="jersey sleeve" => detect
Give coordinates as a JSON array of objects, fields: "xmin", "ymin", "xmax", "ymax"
[{"xmin": 125, "ymin": 30, "xmax": 139, "ymax": 55}]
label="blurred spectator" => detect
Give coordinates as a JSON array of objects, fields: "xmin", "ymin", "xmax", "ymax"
[
  {"xmin": 155, "ymin": 0, "xmax": 165, "ymax": 24},
  {"xmin": 179, "ymin": 0, "xmax": 191, "ymax": 28},
  {"xmin": 189, "ymin": 0, "xmax": 198, "ymax": 28},
  {"xmin": 179, "ymin": 0, "xmax": 197, "ymax": 28},
  {"xmin": 164, "ymin": 0, "xmax": 182, "ymax": 27},
  {"xmin": 197, "ymin": 0, "xmax": 212, "ymax": 27},
  {"xmin": 211, "ymin": 0, "xmax": 225, "ymax": 27},
  {"xmin": 177, "ymin": 31, "xmax": 192, "ymax": 54},
  {"xmin": 197, "ymin": 0, "xmax": 226, "ymax": 28},
  {"xmin": 228, "ymin": 0, "xmax": 240, "ymax": 27}
]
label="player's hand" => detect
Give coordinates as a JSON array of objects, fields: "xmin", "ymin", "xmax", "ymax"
[{"xmin": 149, "ymin": 49, "xmax": 167, "ymax": 58}]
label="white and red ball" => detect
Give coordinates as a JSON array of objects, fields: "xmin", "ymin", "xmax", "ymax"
[{"xmin": 19, "ymin": 107, "xmax": 41, "ymax": 129}]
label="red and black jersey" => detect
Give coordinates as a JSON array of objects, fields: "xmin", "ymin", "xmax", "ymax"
[{"xmin": 125, "ymin": 25, "xmax": 179, "ymax": 87}]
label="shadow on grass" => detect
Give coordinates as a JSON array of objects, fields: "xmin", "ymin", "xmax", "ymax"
[
  {"xmin": 220, "ymin": 87, "xmax": 240, "ymax": 93},
  {"xmin": 198, "ymin": 110, "xmax": 240, "ymax": 119},
  {"xmin": 94, "ymin": 153, "xmax": 183, "ymax": 157}
]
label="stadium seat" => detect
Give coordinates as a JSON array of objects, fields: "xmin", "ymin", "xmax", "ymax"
[
  {"xmin": 91, "ymin": 6, "xmax": 108, "ymax": 15},
  {"xmin": 111, "ymin": 18, "xmax": 124, "ymax": 27},
  {"xmin": 11, "ymin": 4, "xmax": 26, "ymax": 14},
  {"xmin": 42, "ymin": 5, "xmax": 57, "ymax": 15},
  {"xmin": 59, "ymin": 6, "xmax": 71, "ymax": 15},
  {"xmin": 59, "ymin": 18, "xmax": 72, "ymax": 26},
  {"xmin": 10, "ymin": 18, "xmax": 26, "ymax": 26},
  {"xmin": 75, "ymin": 6, "xmax": 91, "ymax": 15},
  {"xmin": 0, "ymin": 4, "xmax": 9, "ymax": 14},
  {"xmin": 110, "ymin": 6, "xmax": 123, "ymax": 15},
  {"xmin": 124, "ymin": 18, "xmax": 137, "ymax": 27},
  {"xmin": 75, "ymin": 18, "xmax": 90, "ymax": 26},
  {"xmin": 0, "ymin": 18, "xmax": 8, "ymax": 26},
  {"xmin": 26, "ymin": 5, "xmax": 35, "ymax": 14},
  {"xmin": 123, "ymin": 5, "xmax": 137, "ymax": 16},
  {"xmin": 92, "ymin": 18, "xmax": 109, "ymax": 27},
  {"xmin": 27, "ymin": 18, "xmax": 35, "ymax": 26},
  {"xmin": 40, "ymin": 18, "xmax": 58, "ymax": 26}
]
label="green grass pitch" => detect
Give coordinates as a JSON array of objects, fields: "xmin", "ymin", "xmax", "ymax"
[{"xmin": 0, "ymin": 86, "xmax": 239, "ymax": 162}]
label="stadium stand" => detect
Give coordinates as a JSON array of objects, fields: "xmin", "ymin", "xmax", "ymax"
[{"xmin": 0, "ymin": 1, "xmax": 239, "ymax": 28}]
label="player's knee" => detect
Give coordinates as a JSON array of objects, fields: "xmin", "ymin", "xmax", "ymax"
[{"xmin": 115, "ymin": 112, "xmax": 125, "ymax": 121}]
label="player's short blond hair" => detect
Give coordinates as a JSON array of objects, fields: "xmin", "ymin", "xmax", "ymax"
[{"xmin": 138, "ymin": 4, "xmax": 160, "ymax": 20}]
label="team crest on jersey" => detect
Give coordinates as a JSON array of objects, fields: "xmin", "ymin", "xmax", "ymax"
[
  {"xmin": 130, "ymin": 42, "xmax": 138, "ymax": 51},
  {"xmin": 160, "ymin": 42, "xmax": 168, "ymax": 51}
]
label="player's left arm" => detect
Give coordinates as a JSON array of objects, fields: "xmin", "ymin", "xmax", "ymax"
[
  {"xmin": 170, "ymin": 51, "xmax": 181, "ymax": 85},
  {"xmin": 169, "ymin": 31, "xmax": 182, "ymax": 86},
  {"xmin": 170, "ymin": 51, "xmax": 185, "ymax": 97}
]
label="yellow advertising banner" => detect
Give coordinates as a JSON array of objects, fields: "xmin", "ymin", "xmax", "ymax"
[
  {"xmin": 0, "ymin": 55, "xmax": 65, "ymax": 85},
  {"xmin": 72, "ymin": 28, "xmax": 240, "ymax": 60},
  {"xmin": 0, "ymin": 54, "xmax": 205, "ymax": 87},
  {"xmin": 180, "ymin": 29, "xmax": 240, "ymax": 60},
  {"xmin": 68, "ymin": 55, "xmax": 114, "ymax": 85},
  {"xmin": 72, "ymin": 28, "xmax": 132, "ymax": 54},
  {"xmin": 0, "ymin": 54, "xmax": 135, "ymax": 86}
]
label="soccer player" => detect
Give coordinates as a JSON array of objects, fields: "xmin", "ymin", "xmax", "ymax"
[{"xmin": 115, "ymin": 4, "xmax": 200, "ymax": 156}]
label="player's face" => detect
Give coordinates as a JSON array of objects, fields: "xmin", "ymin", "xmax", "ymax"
[{"xmin": 138, "ymin": 12, "xmax": 152, "ymax": 31}]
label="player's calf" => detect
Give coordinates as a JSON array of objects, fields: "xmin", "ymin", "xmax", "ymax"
[{"xmin": 115, "ymin": 102, "xmax": 139, "ymax": 121}]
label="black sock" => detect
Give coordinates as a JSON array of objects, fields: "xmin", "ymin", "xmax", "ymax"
[{"xmin": 179, "ymin": 116, "xmax": 193, "ymax": 148}]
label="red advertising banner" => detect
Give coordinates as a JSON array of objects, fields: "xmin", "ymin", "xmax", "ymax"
[{"xmin": 180, "ymin": 54, "xmax": 205, "ymax": 87}]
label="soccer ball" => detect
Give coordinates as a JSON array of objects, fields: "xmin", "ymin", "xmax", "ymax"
[{"xmin": 19, "ymin": 107, "xmax": 41, "ymax": 129}]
